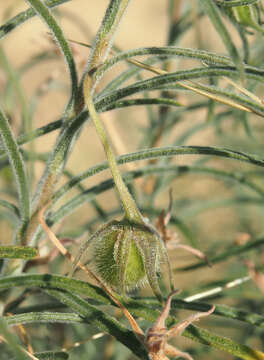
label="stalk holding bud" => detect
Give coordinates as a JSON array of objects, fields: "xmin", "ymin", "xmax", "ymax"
[{"xmin": 70, "ymin": 75, "xmax": 174, "ymax": 301}]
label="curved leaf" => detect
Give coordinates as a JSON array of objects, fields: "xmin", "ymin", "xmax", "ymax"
[
  {"xmin": 25, "ymin": 0, "xmax": 78, "ymax": 116},
  {"xmin": 200, "ymin": 0, "xmax": 244, "ymax": 80},
  {"xmin": 0, "ymin": 107, "xmax": 30, "ymax": 223},
  {"xmin": 0, "ymin": 0, "xmax": 71, "ymax": 40},
  {"xmin": 0, "ymin": 246, "xmax": 38, "ymax": 259}
]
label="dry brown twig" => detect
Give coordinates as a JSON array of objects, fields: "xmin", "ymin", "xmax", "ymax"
[
  {"xmin": 245, "ymin": 259, "xmax": 264, "ymax": 293},
  {"xmin": 145, "ymin": 291, "xmax": 215, "ymax": 360},
  {"xmin": 155, "ymin": 191, "xmax": 211, "ymax": 267},
  {"xmin": 39, "ymin": 204, "xmax": 215, "ymax": 359}
]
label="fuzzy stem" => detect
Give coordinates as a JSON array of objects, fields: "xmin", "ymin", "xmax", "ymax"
[
  {"xmin": 76, "ymin": 0, "xmax": 131, "ymax": 111},
  {"xmin": 83, "ymin": 75, "xmax": 142, "ymax": 223}
]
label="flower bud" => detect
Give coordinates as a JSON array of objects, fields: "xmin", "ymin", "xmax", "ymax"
[
  {"xmin": 74, "ymin": 218, "xmax": 172, "ymax": 301},
  {"xmin": 220, "ymin": 3, "xmax": 263, "ymax": 33}
]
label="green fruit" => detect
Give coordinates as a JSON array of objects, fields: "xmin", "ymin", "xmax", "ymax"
[
  {"xmin": 73, "ymin": 218, "xmax": 172, "ymax": 301},
  {"xmin": 93, "ymin": 219, "xmax": 165, "ymax": 296},
  {"xmin": 94, "ymin": 226, "xmax": 146, "ymax": 289}
]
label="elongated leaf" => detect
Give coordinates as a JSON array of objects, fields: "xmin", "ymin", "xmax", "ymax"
[
  {"xmin": 2, "ymin": 274, "xmax": 264, "ymax": 360},
  {"xmin": 0, "ymin": 246, "xmax": 38, "ymax": 259},
  {"xmin": 50, "ymin": 166, "xmax": 264, "ymax": 227},
  {"xmin": 0, "ymin": 0, "xmax": 71, "ymax": 40},
  {"xmin": 45, "ymin": 288, "xmax": 149, "ymax": 360},
  {"xmin": 21, "ymin": 110, "xmax": 87, "ymax": 247},
  {"xmin": 96, "ymin": 67, "xmax": 264, "ymax": 115},
  {"xmin": 33, "ymin": 352, "xmax": 69, "ymax": 360},
  {"xmin": 5, "ymin": 306, "xmax": 264, "ymax": 360},
  {"xmin": 216, "ymin": 0, "xmax": 259, "ymax": 7},
  {"xmin": 200, "ymin": 0, "xmax": 245, "ymax": 80},
  {"xmin": 6, "ymin": 312, "xmax": 84, "ymax": 326},
  {"xmin": 54, "ymin": 163, "xmax": 264, "ymax": 207},
  {"xmin": 178, "ymin": 235, "xmax": 264, "ymax": 271},
  {"xmin": 94, "ymin": 46, "xmax": 234, "ymax": 78},
  {"xmin": 5, "ymin": 297, "xmax": 264, "ymax": 330},
  {"xmin": 0, "ymin": 46, "xmax": 30, "ymax": 134},
  {"xmin": 25, "ymin": 0, "xmax": 78, "ymax": 116},
  {"xmin": 54, "ymin": 145, "xmax": 264, "ymax": 203},
  {"xmin": 46, "ymin": 288, "xmax": 264, "ymax": 360},
  {"xmin": 185, "ymin": 323, "xmax": 264, "ymax": 360},
  {"xmin": 0, "ymin": 199, "xmax": 20, "ymax": 217},
  {"xmin": 12, "ymin": 351, "xmax": 69, "ymax": 360},
  {"xmin": 184, "ymin": 80, "xmax": 264, "ymax": 116},
  {"xmin": 1, "ymin": 274, "xmax": 264, "ymax": 329},
  {"xmin": 0, "ymin": 317, "xmax": 30, "ymax": 360},
  {"xmin": 0, "ymin": 107, "xmax": 30, "ymax": 223}
]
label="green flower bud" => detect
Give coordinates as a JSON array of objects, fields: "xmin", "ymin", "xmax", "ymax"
[
  {"xmin": 220, "ymin": 3, "xmax": 264, "ymax": 34},
  {"xmin": 72, "ymin": 218, "xmax": 172, "ymax": 302}
]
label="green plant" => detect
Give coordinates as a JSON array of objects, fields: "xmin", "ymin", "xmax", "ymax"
[{"xmin": 2, "ymin": 0, "xmax": 264, "ymax": 358}]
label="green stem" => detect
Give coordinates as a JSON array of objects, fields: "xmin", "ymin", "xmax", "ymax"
[
  {"xmin": 77, "ymin": 0, "xmax": 132, "ymax": 109},
  {"xmin": 84, "ymin": 76, "xmax": 142, "ymax": 223}
]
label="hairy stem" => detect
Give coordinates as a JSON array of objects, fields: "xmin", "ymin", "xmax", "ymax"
[{"xmin": 83, "ymin": 75, "xmax": 142, "ymax": 223}]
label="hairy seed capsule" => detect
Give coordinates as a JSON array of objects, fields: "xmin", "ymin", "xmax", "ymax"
[
  {"xmin": 73, "ymin": 218, "xmax": 171, "ymax": 301},
  {"xmin": 221, "ymin": 4, "xmax": 263, "ymax": 33},
  {"xmin": 94, "ymin": 226, "xmax": 146, "ymax": 289}
]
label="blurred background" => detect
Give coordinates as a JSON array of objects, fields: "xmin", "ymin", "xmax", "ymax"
[{"xmin": 1, "ymin": 1, "xmax": 264, "ymax": 359}]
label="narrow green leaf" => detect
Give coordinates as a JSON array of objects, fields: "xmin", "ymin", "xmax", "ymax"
[
  {"xmin": 178, "ymin": 236, "xmax": 264, "ymax": 271},
  {"xmin": 0, "ymin": 274, "xmax": 110, "ymax": 304},
  {"xmin": 0, "ymin": 245, "xmax": 38, "ymax": 259},
  {"xmin": 21, "ymin": 110, "xmax": 87, "ymax": 246},
  {"xmin": 0, "ymin": 107, "xmax": 30, "ymax": 223},
  {"xmin": 54, "ymin": 145, "xmax": 264, "ymax": 203},
  {"xmin": 2, "ymin": 274, "xmax": 264, "ymax": 360},
  {"xmin": 49, "ymin": 163, "xmax": 264, "ymax": 227},
  {"xmin": 0, "ymin": 0, "xmax": 71, "ymax": 40},
  {"xmin": 1, "ymin": 274, "xmax": 264, "ymax": 329},
  {"xmin": 216, "ymin": 0, "xmax": 260, "ymax": 7},
  {"xmin": 33, "ymin": 352, "xmax": 69, "ymax": 360},
  {"xmin": 16, "ymin": 120, "xmax": 62, "ymax": 148},
  {"xmin": 6, "ymin": 298, "xmax": 264, "ymax": 330},
  {"xmin": 5, "ymin": 312, "xmax": 85, "ymax": 326},
  {"xmin": 94, "ymin": 46, "xmax": 234, "ymax": 80},
  {"xmin": 104, "ymin": 97, "xmax": 183, "ymax": 110},
  {"xmin": 0, "ymin": 46, "xmax": 30, "ymax": 134},
  {"xmin": 45, "ymin": 288, "xmax": 149, "ymax": 360},
  {"xmin": 185, "ymin": 323, "xmax": 264, "ymax": 360},
  {"xmin": 12, "ymin": 351, "xmax": 69, "ymax": 360},
  {"xmin": 0, "ymin": 119, "xmax": 63, "ymax": 166},
  {"xmin": 0, "ymin": 199, "xmax": 20, "ymax": 217},
  {"xmin": 183, "ymin": 80, "xmax": 264, "ymax": 116},
  {"xmin": 96, "ymin": 67, "xmax": 264, "ymax": 115},
  {"xmin": 54, "ymin": 163, "xmax": 264, "ymax": 208},
  {"xmin": 200, "ymin": 0, "xmax": 245, "ymax": 81},
  {"xmin": 25, "ymin": 0, "xmax": 78, "ymax": 116},
  {"xmin": 0, "ymin": 317, "xmax": 30, "ymax": 360}
]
